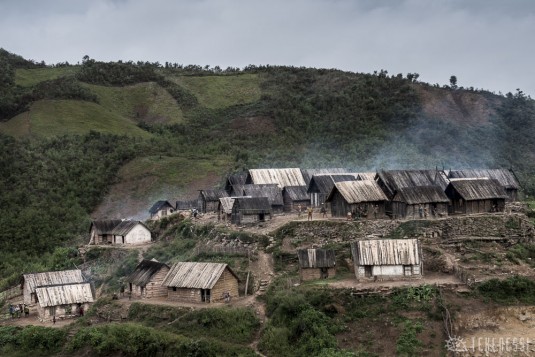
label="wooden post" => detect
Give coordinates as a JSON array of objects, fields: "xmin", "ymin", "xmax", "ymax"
[{"xmin": 244, "ymin": 271, "xmax": 250, "ymax": 296}]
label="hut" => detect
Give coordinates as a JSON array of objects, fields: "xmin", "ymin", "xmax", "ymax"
[
  {"xmin": 231, "ymin": 197, "xmax": 272, "ymax": 225},
  {"xmin": 198, "ymin": 189, "xmax": 229, "ymax": 213},
  {"xmin": 282, "ymin": 186, "xmax": 310, "ymax": 212},
  {"xmin": 246, "ymin": 168, "xmax": 306, "ymax": 188},
  {"xmin": 149, "ymin": 200, "xmax": 175, "ymax": 220},
  {"xmin": 391, "ymin": 186, "xmax": 450, "ymax": 219},
  {"xmin": 162, "ymin": 262, "xmax": 239, "ymax": 303},
  {"xmin": 243, "ymin": 184, "xmax": 284, "ymax": 213},
  {"xmin": 350, "ymin": 239, "xmax": 422, "ymax": 280},
  {"xmin": 325, "ymin": 180, "xmax": 388, "ymax": 219},
  {"xmin": 35, "ymin": 282, "xmax": 94, "ymax": 321},
  {"xmin": 445, "ymin": 178, "xmax": 507, "ymax": 214},
  {"xmin": 297, "ymin": 249, "xmax": 336, "ymax": 281},
  {"xmin": 224, "ymin": 172, "xmax": 248, "ymax": 197},
  {"xmin": 448, "ymin": 169, "xmax": 520, "ymax": 201},
  {"xmin": 218, "ymin": 197, "xmax": 236, "ymax": 222},
  {"xmin": 126, "ymin": 260, "xmax": 170, "ymax": 298},
  {"xmin": 376, "ymin": 169, "xmax": 450, "ymax": 199},
  {"xmin": 175, "ymin": 199, "xmax": 198, "ymax": 212},
  {"xmin": 89, "ymin": 220, "xmax": 151, "ymax": 245},
  {"xmin": 300, "ymin": 168, "xmax": 352, "ymax": 187},
  {"xmin": 307, "ymin": 174, "xmax": 358, "ymax": 207},
  {"xmin": 22, "ymin": 269, "xmax": 86, "ymax": 305}
]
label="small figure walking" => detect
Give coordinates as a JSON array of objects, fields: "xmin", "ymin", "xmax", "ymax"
[
  {"xmin": 52, "ymin": 315, "xmax": 56, "ymax": 324},
  {"xmin": 418, "ymin": 204, "xmax": 423, "ymax": 218},
  {"xmin": 24, "ymin": 305, "xmax": 29, "ymax": 317},
  {"xmin": 373, "ymin": 205, "xmax": 378, "ymax": 219},
  {"xmin": 320, "ymin": 204, "xmax": 327, "ymax": 218},
  {"xmin": 307, "ymin": 207, "xmax": 313, "ymax": 221},
  {"xmin": 8, "ymin": 304, "xmax": 14, "ymax": 319},
  {"xmin": 297, "ymin": 204, "xmax": 302, "ymax": 218}
]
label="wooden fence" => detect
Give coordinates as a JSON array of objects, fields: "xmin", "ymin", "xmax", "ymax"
[{"xmin": 194, "ymin": 245, "xmax": 252, "ymax": 258}]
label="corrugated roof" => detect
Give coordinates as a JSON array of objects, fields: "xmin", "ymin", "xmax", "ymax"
[
  {"xmin": 243, "ymin": 184, "xmax": 283, "ymax": 206},
  {"xmin": 327, "ymin": 180, "xmax": 388, "ymax": 203},
  {"xmin": 90, "ymin": 220, "xmax": 122, "ymax": 234},
  {"xmin": 393, "ymin": 186, "xmax": 450, "ymax": 204},
  {"xmin": 162, "ymin": 262, "xmax": 238, "ymax": 289},
  {"xmin": 219, "ymin": 197, "xmax": 236, "ymax": 214},
  {"xmin": 149, "ymin": 200, "xmax": 173, "ymax": 214},
  {"xmin": 448, "ymin": 169, "xmax": 519, "ymax": 190},
  {"xmin": 35, "ymin": 282, "xmax": 94, "ymax": 307},
  {"xmin": 301, "ymin": 168, "xmax": 351, "ymax": 185},
  {"xmin": 307, "ymin": 174, "xmax": 358, "ymax": 194},
  {"xmin": 356, "ymin": 172, "xmax": 377, "ymax": 181},
  {"xmin": 377, "ymin": 170, "xmax": 450, "ymax": 195},
  {"xmin": 200, "ymin": 189, "xmax": 229, "ymax": 202},
  {"xmin": 233, "ymin": 197, "xmax": 272, "ymax": 214},
  {"xmin": 247, "ymin": 168, "xmax": 306, "ymax": 188},
  {"xmin": 23, "ymin": 270, "xmax": 86, "ymax": 293},
  {"xmin": 297, "ymin": 249, "xmax": 336, "ymax": 268},
  {"xmin": 351, "ymin": 239, "xmax": 421, "ymax": 265},
  {"xmin": 126, "ymin": 260, "xmax": 169, "ymax": 287},
  {"xmin": 283, "ymin": 186, "xmax": 310, "ymax": 201},
  {"xmin": 111, "ymin": 220, "xmax": 149, "ymax": 236},
  {"xmin": 447, "ymin": 178, "xmax": 508, "ymax": 201}
]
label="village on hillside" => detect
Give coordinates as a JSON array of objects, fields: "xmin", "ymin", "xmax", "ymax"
[{"xmin": 2, "ymin": 166, "xmax": 533, "ymax": 346}]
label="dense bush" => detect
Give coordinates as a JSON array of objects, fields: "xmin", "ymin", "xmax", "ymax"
[
  {"xmin": 0, "ymin": 326, "xmax": 66, "ymax": 356},
  {"xmin": 477, "ymin": 275, "xmax": 535, "ymax": 304}
]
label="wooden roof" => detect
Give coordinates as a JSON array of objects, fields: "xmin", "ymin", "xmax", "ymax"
[
  {"xmin": 162, "ymin": 262, "xmax": 239, "ymax": 289},
  {"xmin": 23, "ymin": 269, "xmax": 86, "ymax": 293},
  {"xmin": 351, "ymin": 239, "xmax": 421, "ymax": 265},
  {"xmin": 307, "ymin": 174, "xmax": 358, "ymax": 194},
  {"xmin": 300, "ymin": 168, "xmax": 351, "ymax": 185},
  {"xmin": 126, "ymin": 260, "xmax": 170, "ymax": 287},
  {"xmin": 225, "ymin": 172, "xmax": 248, "ymax": 191},
  {"xmin": 448, "ymin": 169, "xmax": 519, "ymax": 190},
  {"xmin": 35, "ymin": 282, "xmax": 94, "ymax": 307},
  {"xmin": 149, "ymin": 200, "xmax": 173, "ymax": 214},
  {"xmin": 199, "ymin": 189, "xmax": 229, "ymax": 202},
  {"xmin": 111, "ymin": 220, "xmax": 149, "ymax": 236},
  {"xmin": 377, "ymin": 170, "xmax": 450, "ymax": 195},
  {"xmin": 446, "ymin": 178, "xmax": 508, "ymax": 201},
  {"xmin": 356, "ymin": 172, "xmax": 377, "ymax": 181},
  {"xmin": 89, "ymin": 220, "xmax": 122, "ymax": 234},
  {"xmin": 243, "ymin": 184, "xmax": 283, "ymax": 206},
  {"xmin": 283, "ymin": 186, "xmax": 310, "ymax": 201},
  {"xmin": 233, "ymin": 197, "xmax": 272, "ymax": 214},
  {"xmin": 297, "ymin": 249, "xmax": 336, "ymax": 268},
  {"xmin": 219, "ymin": 197, "xmax": 236, "ymax": 214},
  {"xmin": 175, "ymin": 200, "xmax": 198, "ymax": 210},
  {"xmin": 326, "ymin": 180, "xmax": 388, "ymax": 204},
  {"xmin": 247, "ymin": 168, "xmax": 306, "ymax": 188},
  {"xmin": 393, "ymin": 185, "xmax": 450, "ymax": 204}
]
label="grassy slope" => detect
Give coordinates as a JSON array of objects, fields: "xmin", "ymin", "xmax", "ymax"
[
  {"xmin": 83, "ymin": 82, "xmax": 184, "ymax": 124},
  {"xmin": 0, "ymin": 100, "xmax": 151, "ymax": 138},
  {"xmin": 170, "ymin": 73, "xmax": 262, "ymax": 108},
  {"xmin": 15, "ymin": 67, "xmax": 79, "ymax": 87}
]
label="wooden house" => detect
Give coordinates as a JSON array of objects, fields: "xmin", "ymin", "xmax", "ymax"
[
  {"xmin": 243, "ymin": 184, "xmax": 284, "ymax": 213},
  {"xmin": 325, "ymin": 180, "xmax": 388, "ymax": 219},
  {"xmin": 224, "ymin": 172, "xmax": 248, "ymax": 197},
  {"xmin": 22, "ymin": 269, "xmax": 86, "ymax": 305},
  {"xmin": 246, "ymin": 168, "xmax": 306, "ymax": 188},
  {"xmin": 307, "ymin": 174, "xmax": 358, "ymax": 207},
  {"xmin": 448, "ymin": 169, "xmax": 520, "ymax": 201},
  {"xmin": 126, "ymin": 260, "xmax": 170, "ymax": 298},
  {"xmin": 35, "ymin": 282, "xmax": 94, "ymax": 321},
  {"xmin": 162, "ymin": 262, "xmax": 239, "ymax": 303},
  {"xmin": 376, "ymin": 169, "xmax": 450, "ymax": 199},
  {"xmin": 198, "ymin": 189, "xmax": 229, "ymax": 213},
  {"xmin": 391, "ymin": 186, "xmax": 450, "ymax": 219},
  {"xmin": 231, "ymin": 197, "xmax": 272, "ymax": 225},
  {"xmin": 282, "ymin": 186, "xmax": 310, "ymax": 212},
  {"xmin": 148, "ymin": 200, "xmax": 175, "ymax": 220},
  {"xmin": 300, "ymin": 168, "xmax": 352, "ymax": 187},
  {"xmin": 350, "ymin": 239, "xmax": 422, "ymax": 280},
  {"xmin": 89, "ymin": 220, "xmax": 152, "ymax": 245},
  {"xmin": 297, "ymin": 249, "xmax": 336, "ymax": 281},
  {"xmin": 445, "ymin": 178, "xmax": 507, "ymax": 215},
  {"xmin": 218, "ymin": 197, "xmax": 236, "ymax": 221},
  {"xmin": 175, "ymin": 200, "xmax": 197, "ymax": 212}
]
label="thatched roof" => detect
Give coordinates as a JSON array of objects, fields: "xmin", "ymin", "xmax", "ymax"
[
  {"xmin": 111, "ymin": 220, "xmax": 149, "ymax": 236},
  {"xmin": 393, "ymin": 186, "xmax": 450, "ymax": 204},
  {"xmin": 23, "ymin": 270, "xmax": 86, "ymax": 294},
  {"xmin": 126, "ymin": 260, "xmax": 170, "ymax": 287},
  {"xmin": 162, "ymin": 262, "xmax": 239, "ymax": 289},
  {"xmin": 301, "ymin": 168, "xmax": 351, "ymax": 185},
  {"xmin": 297, "ymin": 249, "xmax": 336, "ymax": 268},
  {"xmin": 199, "ymin": 189, "xmax": 229, "ymax": 202},
  {"xmin": 149, "ymin": 200, "xmax": 173, "ymax": 214},
  {"xmin": 307, "ymin": 174, "xmax": 358, "ymax": 194},
  {"xmin": 377, "ymin": 170, "xmax": 450, "ymax": 196},
  {"xmin": 89, "ymin": 220, "xmax": 122, "ymax": 234},
  {"xmin": 351, "ymin": 239, "xmax": 421, "ymax": 265},
  {"xmin": 448, "ymin": 169, "xmax": 519, "ymax": 190},
  {"xmin": 446, "ymin": 178, "xmax": 508, "ymax": 201},
  {"xmin": 176, "ymin": 200, "xmax": 197, "ymax": 210},
  {"xmin": 233, "ymin": 197, "xmax": 271, "ymax": 214},
  {"xmin": 243, "ymin": 184, "xmax": 283, "ymax": 206},
  {"xmin": 219, "ymin": 197, "xmax": 236, "ymax": 214},
  {"xmin": 247, "ymin": 168, "xmax": 306, "ymax": 188},
  {"xmin": 326, "ymin": 180, "xmax": 388, "ymax": 204},
  {"xmin": 35, "ymin": 282, "xmax": 94, "ymax": 307},
  {"xmin": 283, "ymin": 186, "xmax": 310, "ymax": 201}
]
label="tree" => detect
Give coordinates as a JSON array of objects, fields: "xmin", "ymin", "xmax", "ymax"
[{"xmin": 449, "ymin": 75, "xmax": 458, "ymax": 89}]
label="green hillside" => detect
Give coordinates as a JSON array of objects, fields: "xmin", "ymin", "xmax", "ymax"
[{"xmin": 15, "ymin": 66, "xmax": 79, "ymax": 87}]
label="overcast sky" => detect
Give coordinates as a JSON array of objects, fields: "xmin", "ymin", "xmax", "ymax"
[{"xmin": 1, "ymin": 0, "xmax": 534, "ymax": 96}]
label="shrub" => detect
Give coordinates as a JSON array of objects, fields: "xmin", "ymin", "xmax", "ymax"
[{"xmin": 477, "ymin": 275, "xmax": 535, "ymax": 304}]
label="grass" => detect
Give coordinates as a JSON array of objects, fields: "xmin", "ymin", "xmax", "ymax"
[
  {"xmin": 169, "ymin": 73, "xmax": 262, "ymax": 109},
  {"xmin": 0, "ymin": 100, "xmax": 152, "ymax": 139},
  {"xmin": 82, "ymin": 82, "xmax": 184, "ymax": 124},
  {"xmin": 15, "ymin": 67, "xmax": 79, "ymax": 87}
]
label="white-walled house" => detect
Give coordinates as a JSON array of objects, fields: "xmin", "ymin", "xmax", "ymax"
[{"xmin": 89, "ymin": 220, "xmax": 152, "ymax": 245}]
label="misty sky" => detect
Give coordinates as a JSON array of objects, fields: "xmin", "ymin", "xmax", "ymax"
[{"xmin": 1, "ymin": 0, "xmax": 535, "ymax": 96}]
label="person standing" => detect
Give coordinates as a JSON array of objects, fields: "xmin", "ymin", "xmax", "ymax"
[
  {"xmin": 320, "ymin": 204, "xmax": 327, "ymax": 218},
  {"xmin": 307, "ymin": 207, "xmax": 313, "ymax": 221}
]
